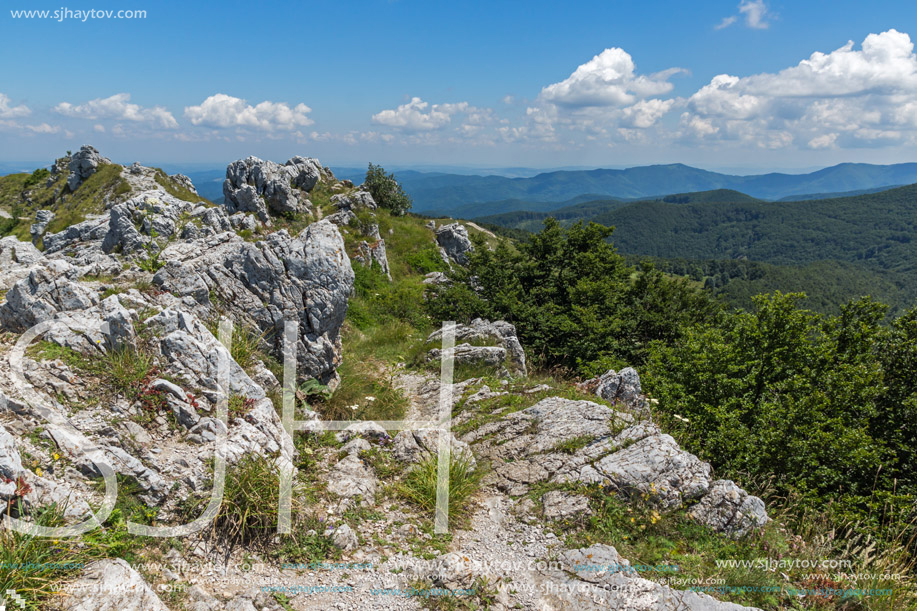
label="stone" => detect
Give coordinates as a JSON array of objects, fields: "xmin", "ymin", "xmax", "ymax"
[
  {"xmin": 687, "ymin": 479, "xmax": 769, "ymax": 537},
  {"xmin": 595, "ymin": 367, "xmax": 645, "ymax": 412},
  {"xmin": 330, "ymin": 189, "xmax": 376, "ymax": 211},
  {"xmin": 67, "ymin": 145, "xmax": 111, "ymax": 192},
  {"xmin": 327, "ymin": 453, "xmax": 378, "ymax": 505},
  {"xmin": 426, "ymin": 319, "xmax": 526, "ymax": 376},
  {"xmin": 170, "ymin": 173, "xmax": 198, "ymax": 196},
  {"xmin": 0, "ymin": 423, "xmax": 24, "ymax": 480},
  {"xmin": 594, "ymin": 430, "xmax": 712, "ymax": 508},
  {"xmin": 0, "ymin": 236, "xmax": 45, "ymax": 291},
  {"xmin": 435, "ymin": 223, "xmax": 474, "ymax": 265},
  {"xmin": 330, "ymin": 522, "xmax": 359, "ymax": 551},
  {"xmin": 542, "ymin": 490, "xmax": 591, "ymax": 521},
  {"xmin": 353, "ymin": 239, "xmax": 391, "ymax": 280},
  {"xmin": 0, "ymin": 263, "xmax": 98, "ymax": 331},
  {"xmin": 58, "ymin": 558, "xmax": 169, "ymax": 610},
  {"xmin": 334, "ymin": 420, "xmax": 390, "ymax": 444},
  {"xmin": 393, "ymin": 429, "xmax": 476, "ymax": 467},
  {"xmin": 153, "ymin": 220, "xmax": 353, "ymax": 387},
  {"xmin": 30, "ymin": 209, "xmax": 56, "ymax": 243},
  {"xmin": 223, "ymin": 155, "xmax": 324, "ymax": 221}
]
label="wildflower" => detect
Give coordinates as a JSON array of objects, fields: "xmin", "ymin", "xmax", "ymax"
[
  {"xmin": 365, "ymin": 396, "xmax": 376, "ymax": 402},
  {"xmin": 35, "ymin": 467, "xmax": 43, "ymax": 477},
  {"xmin": 673, "ymin": 414, "xmax": 690, "ymax": 423},
  {"xmin": 52, "ymin": 453, "xmax": 60, "ymax": 461}
]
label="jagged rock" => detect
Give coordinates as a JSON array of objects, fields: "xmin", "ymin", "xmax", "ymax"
[
  {"xmin": 229, "ymin": 212, "xmax": 257, "ymax": 232},
  {"xmin": 393, "ymin": 429, "xmax": 476, "ymax": 467},
  {"xmin": 341, "ymin": 437, "xmax": 372, "ymax": 455},
  {"xmin": 428, "ymin": 343, "xmax": 506, "ymax": 369},
  {"xmin": 688, "ymin": 479, "xmax": 769, "ymax": 537},
  {"xmin": 422, "ymin": 271, "xmax": 450, "ymax": 286},
  {"xmin": 327, "ymin": 453, "xmax": 378, "ymax": 505},
  {"xmin": 30, "ymin": 209, "xmax": 55, "ymax": 243},
  {"xmin": 326, "ymin": 208, "xmax": 356, "ymax": 227},
  {"xmin": 153, "ymin": 220, "xmax": 354, "ymax": 387},
  {"xmin": 58, "ymin": 558, "xmax": 169, "ymax": 611},
  {"xmin": 435, "ymin": 223, "xmax": 474, "ymax": 265},
  {"xmin": 223, "ymin": 155, "xmax": 323, "ymax": 221},
  {"xmin": 100, "ymin": 294, "xmax": 137, "ymax": 352},
  {"xmin": 335, "ymin": 420, "xmax": 390, "ymax": 443},
  {"xmin": 354, "ymin": 239, "xmax": 391, "ymax": 280},
  {"xmin": 0, "ymin": 423, "xmax": 23, "ymax": 480},
  {"xmin": 0, "ymin": 262, "xmax": 98, "ymax": 331},
  {"xmin": 0, "ymin": 236, "xmax": 45, "ymax": 290},
  {"xmin": 129, "ymin": 162, "xmax": 143, "ymax": 175},
  {"xmin": 595, "ymin": 367, "xmax": 645, "ymax": 412},
  {"xmin": 330, "ymin": 189, "xmax": 376, "ymax": 211},
  {"xmin": 42, "ymin": 215, "xmax": 110, "ymax": 254},
  {"xmin": 594, "ymin": 428, "xmax": 711, "ymax": 508},
  {"xmin": 537, "ymin": 544, "xmax": 761, "ymax": 610},
  {"xmin": 170, "ymin": 173, "xmax": 198, "ymax": 196},
  {"xmin": 426, "ymin": 318, "xmax": 526, "ymax": 376},
  {"xmin": 542, "ymin": 490, "xmax": 591, "ymax": 521},
  {"xmin": 67, "ymin": 145, "xmax": 110, "ymax": 191},
  {"xmin": 330, "ymin": 522, "xmax": 359, "ymax": 551}
]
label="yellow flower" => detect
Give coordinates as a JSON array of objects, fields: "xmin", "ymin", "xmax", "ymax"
[
  {"xmin": 35, "ymin": 467, "xmax": 43, "ymax": 477},
  {"xmin": 630, "ymin": 517, "xmax": 635, "ymax": 523},
  {"xmin": 52, "ymin": 453, "xmax": 60, "ymax": 461}
]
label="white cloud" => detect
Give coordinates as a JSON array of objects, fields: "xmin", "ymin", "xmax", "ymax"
[
  {"xmin": 502, "ymin": 95, "xmax": 515, "ymax": 105},
  {"xmin": 717, "ymin": 1, "xmax": 772, "ymax": 30},
  {"xmin": 682, "ymin": 30, "xmax": 917, "ymax": 148},
  {"xmin": 184, "ymin": 94, "xmax": 313, "ymax": 131},
  {"xmin": 24, "ymin": 123, "xmax": 60, "ymax": 134},
  {"xmin": 808, "ymin": 133, "xmax": 838, "ymax": 149},
  {"xmin": 54, "ymin": 93, "xmax": 178, "ymax": 128},
  {"xmin": 622, "ymin": 99, "xmax": 675, "ymax": 128},
  {"xmin": 93, "ymin": 124, "xmax": 105, "ymax": 133},
  {"xmin": 538, "ymin": 48, "xmax": 680, "ymax": 108},
  {"xmin": 371, "ymin": 97, "xmax": 482, "ymax": 131},
  {"xmin": 0, "ymin": 93, "xmax": 30, "ymax": 119}
]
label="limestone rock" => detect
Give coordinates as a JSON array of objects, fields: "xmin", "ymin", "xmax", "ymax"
[
  {"xmin": 30, "ymin": 209, "xmax": 56, "ymax": 243},
  {"xmin": 327, "ymin": 453, "xmax": 378, "ymax": 505},
  {"xmin": 688, "ymin": 479, "xmax": 769, "ymax": 537},
  {"xmin": 542, "ymin": 490, "xmax": 591, "ymax": 521},
  {"xmin": 435, "ymin": 223, "xmax": 474, "ymax": 265},
  {"xmin": 330, "ymin": 522, "xmax": 359, "ymax": 551},
  {"xmin": 223, "ymin": 155, "xmax": 323, "ymax": 221},
  {"xmin": 67, "ymin": 145, "xmax": 111, "ymax": 192},
  {"xmin": 393, "ymin": 428, "xmax": 476, "ymax": 467},
  {"xmin": 58, "ymin": 558, "xmax": 168, "ymax": 611},
  {"xmin": 153, "ymin": 220, "xmax": 354, "ymax": 387},
  {"xmin": 595, "ymin": 367, "xmax": 646, "ymax": 412},
  {"xmin": 330, "ymin": 189, "xmax": 376, "ymax": 211},
  {"xmin": 0, "ymin": 423, "xmax": 24, "ymax": 480},
  {"xmin": 426, "ymin": 318, "xmax": 526, "ymax": 376}
]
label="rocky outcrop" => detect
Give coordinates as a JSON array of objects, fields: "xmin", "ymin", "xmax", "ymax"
[
  {"xmin": 67, "ymin": 145, "xmax": 111, "ymax": 191},
  {"xmin": 330, "ymin": 189, "xmax": 376, "ymax": 211},
  {"xmin": 153, "ymin": 219, "xmax": 354, "ymax": 387},
  {"xmin": 223, "ymin": 155, "xmax": 324, "ymax": 222},
  {"xmin": 0, "ymin": 236, "xmax": 45, "ymax": 290},
  {"xmin": 393, "ymin": 428, "xmax": 476, "ymax": 466},
  {"xmin": 58, "ymin": 559, "xmax": 169, "ymax": 611},
  {"xmin": 594, "ymin": 367, "xmax": 646, "ymax": 412},
  {"xmin": 435, "ymin": 222, "xmax": 474, "ymax": 265},
  {"xmin": 426, "ymin": 318, "xmax": 527, "ymax": 377},
  {"xmin": 0, "ymin": 262, "xmax": 98, "ymax": 331},
  {"xmin": 687, "ymin": 479, "xmax": 769, "ymax": 537},
  {"xmin": 30, "ymin": 209, "xmax": 55, "ymax": 243},
  {"xmin": 354, "ymin": 238, "xmax": 391, "ymax": 280}
]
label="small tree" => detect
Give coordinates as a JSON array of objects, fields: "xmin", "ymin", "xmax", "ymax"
[{"xmin": 365, "ymin": 163, "xmax": 412, "ymax": 215}]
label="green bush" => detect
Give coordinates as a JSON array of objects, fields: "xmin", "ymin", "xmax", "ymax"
[{"xmin": 365, "ymin": 163, "xmax": 412, "ymax": 215}]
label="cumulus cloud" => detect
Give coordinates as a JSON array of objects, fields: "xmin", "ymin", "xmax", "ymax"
[
  {"xmin": 538, "ymin": 48, "xmax": 681, "ymax": 108},
  {"xmin": 717, "ymin": 0, "xmax": 772, "ymax": 30},
  {"xmin": 371, "ymin": 97, "xmax": 485, "ymax": 131},
  {"xmin": 681, "ymin": 30, "xmax": 917, "ymax": 148},
  {"xmin": 184, "ymin": 94, "xmax": 314, "ymax": 131},
  {"xmin": 54, "ymin": 93, "xmax": 178, "ymax": 128},
  {"xmin": 0, "ymin": 93, "xmax": 30, "ymax": 118}
]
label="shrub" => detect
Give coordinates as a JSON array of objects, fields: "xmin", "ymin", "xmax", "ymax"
[{"xmin": 364, "ymin": 163, "xmax": 412, "ymax": 215}]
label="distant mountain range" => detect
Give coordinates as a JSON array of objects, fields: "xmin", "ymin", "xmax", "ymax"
[{"xmin": 389, "ymin": 162, "xmax": 917, "ymax": 216}]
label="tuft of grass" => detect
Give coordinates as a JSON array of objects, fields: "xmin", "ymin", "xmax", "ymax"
[
  {"xmin": 551, "ymin": 435, "xmax": 594, "ymax": 454},
  {"xmin": 398, "ymin": 454, "xmax": 485, "ymax": 526}
]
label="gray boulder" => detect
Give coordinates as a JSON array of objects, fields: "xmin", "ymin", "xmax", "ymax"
[
  {"xmin": 435, "ymin": 223, "xmax": 474, "ymax": 265},
  {"xmin": 153, "ymin": 220, "xmax": 353, "ymax": 387},
  {"xmin": 0, "ymin": 423, "xmax": 23, "ymax": 480},
  {"xmin": 30, "ymin": 209, "xmax": 56, "ymax": 243},
  {"xmin": 426, "ymin": 318, "xmax": 526, "ymax": 376},
  {"xmin": 0, "ymin": 236, "xmax": 45, "ymax": 291},
  {"xmin": 393, "ymin": 428, "xmax": 476, "ymax": 467},
  {"xmin": 330, "ymin": 189, "xmax": 376, "ymax": 211},
  {"xmin": 0, "ymin": 262, "xmax": 98, "ymax": 331},
  {"xmin": 67, "ymin": 145, "xmax": 111, "ymax": 191},
  {"xmin": 58, "ymin": 558, "xmax": 169, "ymax": 611},
  {"xmin": 223, "ymin": 155, "xmax": 323, "ymax": 221},
  {"xmin": 354, "ymin": 238, "xmax": 391, "ymax": 280},
  {"xmin": 595, "ymin": 367, "xmax": 645, "ymax": 412},
  {"xmin": 542, "ymin": 490, "xmax": 591, "ymax": 521},
  {"xmin": 688, "ymin": 479, "xmax": 769, "ymax": 537}
]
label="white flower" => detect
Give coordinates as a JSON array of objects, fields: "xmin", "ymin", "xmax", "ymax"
[
  {"xmin": 365, "ymin": 396, "xmax": 376, "ymax": 402},
  {"xmin": 673, "ymin": 414, "xmax": 690, "ymax": 423}
]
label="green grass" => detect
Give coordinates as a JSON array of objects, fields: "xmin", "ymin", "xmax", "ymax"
[
  {"xmin": 153, "ymin": 169, "xmax": 208, "ymax": 204},
  {"xmin": 398, "ymin": 454, "xmax": 485, "ymax": 527},
  {"xmin": 46, "ymin": 164, "xmax": 131, "ymax": 234}
]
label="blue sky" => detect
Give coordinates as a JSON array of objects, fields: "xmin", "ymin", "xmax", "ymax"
[{"xmin": 2, "ymin": 0, "xmax": 917, "ymax": 171}]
